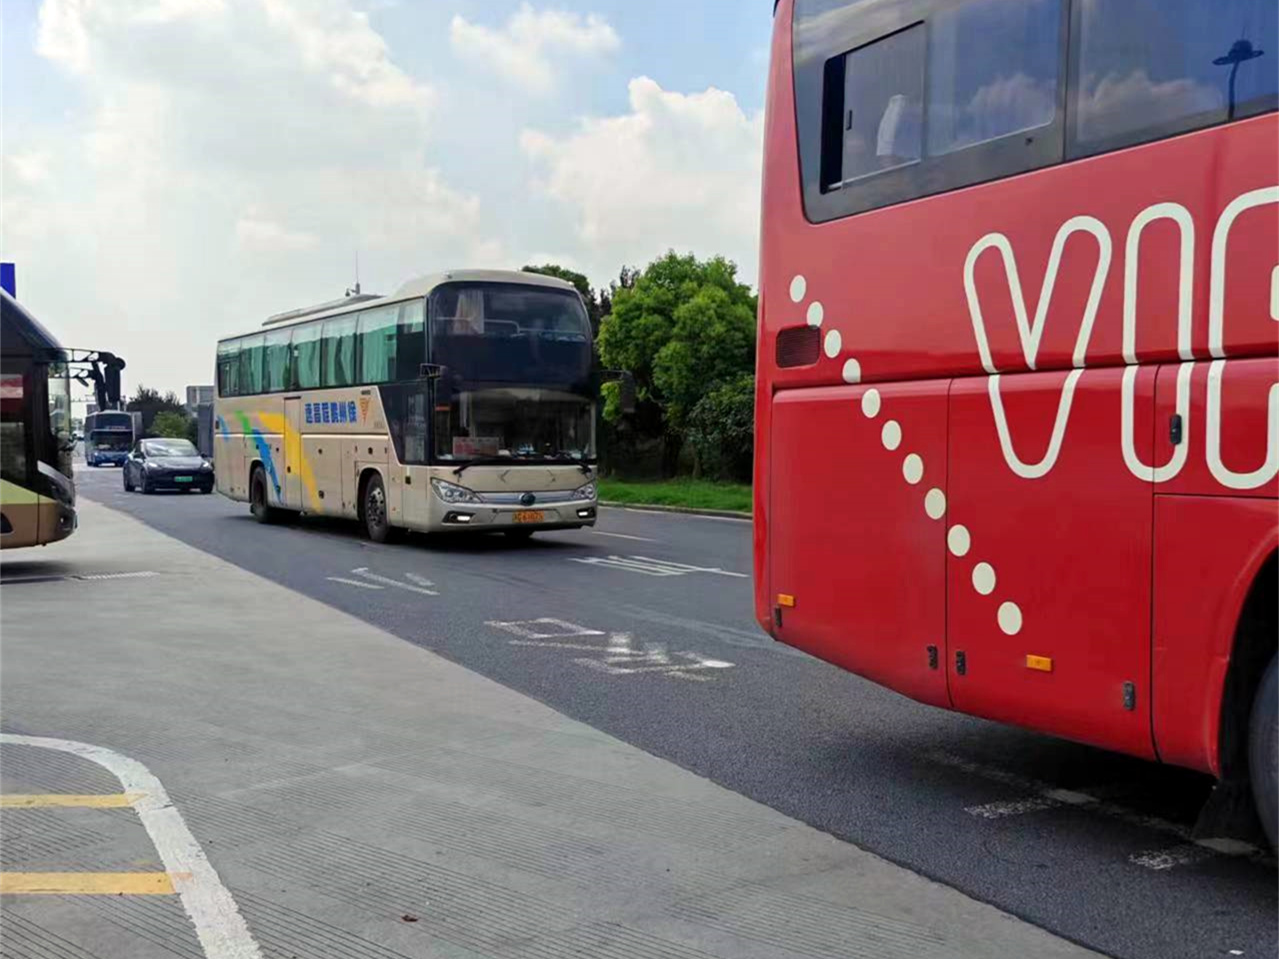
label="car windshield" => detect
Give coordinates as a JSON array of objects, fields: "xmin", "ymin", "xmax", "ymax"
[{"xmin": 144, "ymin": 440, "xmax": 196, "ymax": 457}]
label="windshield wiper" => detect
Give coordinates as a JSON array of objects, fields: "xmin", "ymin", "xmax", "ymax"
[{"xmin": 452, "ymin": 456, "xmax": 516, "ymax": 478}]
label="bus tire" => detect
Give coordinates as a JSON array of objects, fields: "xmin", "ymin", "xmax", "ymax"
[
  {"xmin": 249, "ymin": 467, "xmax": 278, "ymax": 524},
  {"xmin": 1248, "ymin": 653, "xmax": 1278, "ymax": 850},
  {"xmin": 361, "ymin": 472, "xmax": 397, "ymax": 543}
]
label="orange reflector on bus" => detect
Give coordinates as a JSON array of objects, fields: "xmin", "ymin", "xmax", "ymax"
[
  {"xmin": 1026, "ymin": 655, "xmax": 1053, "ymax": 672},
  {"xmin": 777, "ymin": 594, "xmax": 796, "ymax": 608}
]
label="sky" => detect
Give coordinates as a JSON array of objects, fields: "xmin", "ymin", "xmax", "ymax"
[{"xmin": 2, "ymin": 0, "xmax": 773, "ymax": 399}]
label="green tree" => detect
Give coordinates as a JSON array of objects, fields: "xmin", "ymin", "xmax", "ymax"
[
  {"xmin": 127, "ymin": 386, "xmax": 186, "ymax": 435},
  {"xmin": 687, "ymin": 373, "xmax": 755, "ymax": 481},
  {"xmin": 150, "ymin": 410, "xmax": 193, "ymax": 439},
  {"xmin": 597, "ymin": 252, "xmax": 756, "ymax": 474}
]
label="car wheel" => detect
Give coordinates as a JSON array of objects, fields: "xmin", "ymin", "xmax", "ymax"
[
  {"xmin": 1248, "ymin": 653, "xmax": 1277, "ymax": 851},
  {"xmin": 140, "ymin": 473, "xmax": 153, "ymax": 494},
  {"xmin": 250, "ymin": 468, "xmax": 277, "ymax": 524},
  {"xmin": 362, "ymin": 473, "xmax": 398, "ymax": 543}
]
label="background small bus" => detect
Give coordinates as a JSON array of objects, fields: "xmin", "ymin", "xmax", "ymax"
[
  {"xmin": 83, "ymin": 410, "xmax": 138, "ymax": 467},
  {"xmin": 214, "ymin": 269, "xmax": 620, "ymax": 542}
]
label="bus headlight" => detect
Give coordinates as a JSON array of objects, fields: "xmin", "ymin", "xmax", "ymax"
[
  {"xmin": 573, "ymin": 481, "xmax": 597, "ymax": 501},
  {"xmin": 431, "ymin": 478, "xmax": 481, "ymax": 504}
]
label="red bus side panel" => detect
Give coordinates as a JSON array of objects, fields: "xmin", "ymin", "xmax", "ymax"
[
  {"xmin": 770, "ymin": 383, "xmax": 950, "ymax": 709},
  {"xmin": 946, "ymin": 367, "xmax": 1157, "ymax": 759},
  {"xmin": 1153, "ymin": 495, "xmax": 1277, "ymax": 775}
]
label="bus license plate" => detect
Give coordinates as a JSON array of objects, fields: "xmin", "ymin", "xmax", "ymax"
[
  {"xmin": 513, "ymin": 510, "xmax": 544, "ymax": 524},
  {"xmin": 175, "ymin": 476, "xmax": 193, "ymax": 483}
]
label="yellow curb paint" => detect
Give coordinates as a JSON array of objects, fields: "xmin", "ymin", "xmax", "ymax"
[
  {"xmin": 0, "ymin": 872, "xmax": 176, "ymax": 894},
  {"xmin": 0, "ymin": 793, "xmax": 141, "ymax": 808}
]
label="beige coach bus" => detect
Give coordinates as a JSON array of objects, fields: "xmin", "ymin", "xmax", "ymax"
[{"xmin": 213, "ymin": 270, "xmax": 619, "ymax": 542}]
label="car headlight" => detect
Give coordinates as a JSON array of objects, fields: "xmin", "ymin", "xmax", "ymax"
[
  {"xmin": 573, "ymin": 481, "xmax": 597, "ymax": 500},
  {"xmin": 200, "ymin": 461, "xmax": 213, "ymax": 471},
  {"xmin": 431, "ymin": 478, "xmax": 481, "ymax": 504}
]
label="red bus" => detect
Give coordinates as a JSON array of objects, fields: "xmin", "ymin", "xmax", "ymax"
[{"xmin": 755, "ymin": 0, "xmax": 1278, "ymax": 846}]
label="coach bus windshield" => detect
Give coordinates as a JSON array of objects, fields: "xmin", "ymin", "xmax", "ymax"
[{"xmin": 428, "ymin": 282, "xmax": 596, "ymax": 463}]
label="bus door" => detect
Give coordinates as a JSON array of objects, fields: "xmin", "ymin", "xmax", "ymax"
[
  {"xmin": 283, "ymin": 396, "xmax": 303, "ymax": 510},
  {"xmin": 946, "ymin": 368, "xmax": 1157, "ymax": 759},
  {"xmin": 769, "ymin": 382, "xmax": 951, "ymax": 709}
]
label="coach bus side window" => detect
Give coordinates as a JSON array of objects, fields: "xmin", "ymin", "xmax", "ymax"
[
  {"xmin": 321, "ymin": 315, "xmax": 358, "ymax": 389},
  {"xmin": 358, "ymin": 305, "xmax": 399, "ymax": 384},
  {"xmin": 927, "ymin": 0, "xmax": 1061, "ymax": 156},
  {"xmin": 239, "ymin": 334, "xmax": 264, "ymax": 397},
  {"xmin": 263, "ymin": 328, "xmax": 292, "ymax": 393},
  {"xmin": 216, "ymin": 341, "xmax": 240, "ymax": 397},
  {"xmin": 396, "ymin": 299, "xmax": 425, "ymax": 382},
  {"xmin": 292, "ymin": 322, "xmax": 321, "ymax": 390},
  {"xmin": 1069, "ymin": 0, "xmax": 1278, "ymax": 157},
  {"xmin": 831, "ymin": 25, "xmax": 924, "ymax": 186}
]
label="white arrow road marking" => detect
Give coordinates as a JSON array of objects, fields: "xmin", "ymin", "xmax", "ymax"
[
  {"xmin": 0, "ymin": 734, "xmax": 262, "ymax": 958},
  {"xmin": 326, "ymin": 577, "xmax": 384, "ymax": 590},
  {"xmin": 569, "ymin": 555, "xmax": 748, "ymax": 578},
  {"xmin": 486, "ymin": 618, "xmax": 605, "ymax": 640},
  {"xmin": 403, "ymin": 572, "xmax": 435, "ymax": 588},
  {"xmin": 351, "ymin": 568, "xmax": 438, "ymax": 595},
  {"xmin": 487, "ymin": 622, "xmax": 734, "ymax": 681}
]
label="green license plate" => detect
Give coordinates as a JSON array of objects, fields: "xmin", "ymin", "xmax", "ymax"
[{"xmin": 175, "ymin": 476, "xmax": 194, "ymax": 483}]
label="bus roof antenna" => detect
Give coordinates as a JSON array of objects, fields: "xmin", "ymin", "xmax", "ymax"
[{"xmin": 346, "ymin": 251, "xmax": 361, "ymax": 298}]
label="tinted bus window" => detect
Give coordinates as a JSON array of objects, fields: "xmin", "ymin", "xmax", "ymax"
[
  {"xmin": 263, "ymin": 328, "xmax": 292, "ymax": 392},
  {"xmin": 358, "ymin": 305, "xmax": 399, "ymax": 384},
  {"xmin": 293, "ymin": 322, "xmax": 321, "ymax": 389},
  {"xmin": 835, "ymin": 25, "xmax": 924, "ymax": 185},
  {"xmin": 239, "ymin": 334, "xmax": 265, "ymax": 396},
  {"xmin": 216, "ymin": 341, "xmax": 240, "ymax": 397},
  {"xmin": 927, "ymin": 0, "xmax": 1061, "ymax": 156},
  {"xmin": 322, "ymin": 315, "xmax": 358, "ymax": 388},
  {"xmin": 1070, "ymin": 0, "xmax": 1278, "ymax": 157},
  {"xmin": 396, "ymin": 299, "xmax": 426, "ymax": 381}
]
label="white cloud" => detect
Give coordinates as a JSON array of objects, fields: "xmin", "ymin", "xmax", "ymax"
[
  {"xmin": 6, "ymin": 0, "xmax": 501, "ymax": 396},
  {"xmin": 520, "ymin": 76, "xmax": 764, "ymax": 286},
  {"xmin": 449, "ymin": 2, "xmax": 619, "ymax": 95}
]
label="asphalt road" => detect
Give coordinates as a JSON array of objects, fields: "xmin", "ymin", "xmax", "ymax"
[{"xmin": 70, "ymin": 463, "xmax": 1276, "ymax": 959}]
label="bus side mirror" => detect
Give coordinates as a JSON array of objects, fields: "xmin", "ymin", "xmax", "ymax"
[
  {"xmin": 420, "ymin": 363, "xmax": 447, "ymax": 381},
  {"xmin": 602, "ymin": 370, "xmax": 636, "ymax": 415}
]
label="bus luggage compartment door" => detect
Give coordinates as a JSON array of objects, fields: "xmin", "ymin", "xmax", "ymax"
[
  {"xmin": 284, "ymin": 397, "xmax": 303, "ymax": 510},
  {"xmin": 769, "ymin": 382, "xmax": 950, "ymax": 709}
]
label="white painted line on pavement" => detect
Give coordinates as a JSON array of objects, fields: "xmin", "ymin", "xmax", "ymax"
[
  {"xmin": 1130, "ymin": 845, "xmax": 1216, "ymax": 871},
  {"xmin": 964, "ymin": 797, "xmax": 1060, "ymax": 819},
  {"xmin": 403, "ymin": 572, "xmax": 436, "ymax": 588},
  {"xmin": 586, "ymin": 530, "xmax": 658, "ymax": 542},
  {"xmin": 486, "ymin": 618, "xmax": 605, "ymax": 640},
  {"xmin": 0, "ymin": 734, "xmax": 262, "ymax": 958},
  {"xmin": 327, "ymin": 577, "xmax": 384, "ymax": 589},
  {"xmin": 569, "ymin": 555, "xmax": 748, "ymax": 578},
  {"xmin": 351, "ymin": 568, "xmax": 438, "ymax": 595}
]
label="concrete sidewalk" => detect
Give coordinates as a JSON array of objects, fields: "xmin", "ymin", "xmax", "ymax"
[{"xmin": 0, "ymin": 499, "xmax": 1100, "ymax": 959}]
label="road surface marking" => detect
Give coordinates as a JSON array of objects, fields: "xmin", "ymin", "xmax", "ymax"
[
  {"xmin": 0, "ymin": 872, "xmax": 177, "ymax": 894},
  {"xmin": 327, "ymin": 576, "xmax": 384, "ymax": 589},
  {"xmin": 487, "ymin": 618, "xmax": 605, "ymax": 640},
  {"xmin": 351, "ymin": 568, "xmax": 438, "ymax": 595},
  {"xmin": 964, "ymin": 797, "xmax": 1060, "ymax": 819},
  {"xmin": 586, "ymin": 529, "xmax": 658, "ymax": 542},
  {"xmin": 487, "ymin": 621, "xmax": 734, "ymax": 680},
  {"xmin": 403, "ymin": 572, "xmax": 435, "ymax": 588},
  {"xmin": 0, "ymin": 734, "xmax": 262, "ymax": 958},
  {"xmin": 570, "ymin": 555, "xmax": 748, "ymax": 578},
  {"xmin": 1130, "ymin": 845, "xmax": 1216, "ymax": 871},
  {"xmin": 1, "ymin": 793, "xmax": 142, "ymax": 808}
]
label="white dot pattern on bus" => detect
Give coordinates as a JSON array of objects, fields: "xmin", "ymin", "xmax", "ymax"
[
  {"xmin": 787, "ymin": 272, "xmax": 1027, "ymax": 646},
  {"xmin": 881, "ymin": 420, "xmax": 902, "ymax": 451},
  {"xmin": 902, "ymin": 453, "xmax": 923, "ymax": 485},
  {"xmin": 824, "ymin": 329, "xmax": 842, "ymax": 358}
]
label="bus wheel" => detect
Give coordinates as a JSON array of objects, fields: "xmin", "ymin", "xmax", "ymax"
[
  {"xmin": 1249, "ymin": 653, "xmax": 1278, "ymax": 850},
  {"xmin": 249, "ymin": 468, "xmax": 277, "ymax": 524},
  {"xmin": 362, "ymin": 473, "xmax": 397, "ymax": 543}
]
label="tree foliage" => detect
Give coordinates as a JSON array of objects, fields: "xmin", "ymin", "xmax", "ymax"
[
  {"xmin": 687, "ymin": 373, "xmax": 755, "ymax": 482},
  {"xmin": 127, "ymin": 386, "xmax": 186, "ymax": 436},
  {"xmin": 597, "ymin": 252, "xmax": 756, "ymax": 474},
  {"xmin": 150, "ymin": 410, "xmax": 193, "ymax": 439}
]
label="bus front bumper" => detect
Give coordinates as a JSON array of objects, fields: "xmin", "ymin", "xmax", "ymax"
[{"xmin": 437, "ymin": 500, "xmax": 597, "ymax": 532}]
